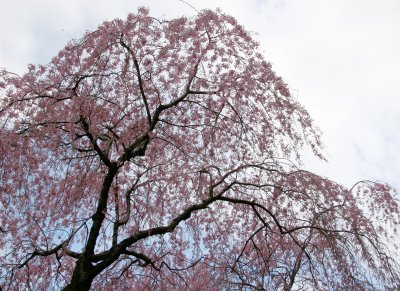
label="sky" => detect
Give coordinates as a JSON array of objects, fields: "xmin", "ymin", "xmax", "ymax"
[{"xmin": 0, "ymin": 0, "xmax": 399, "ymax": 190}]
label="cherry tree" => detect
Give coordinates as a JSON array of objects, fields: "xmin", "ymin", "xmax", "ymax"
[{"xmin": 1, "ymin": 8, "xmax": 399, "ymax": 290}]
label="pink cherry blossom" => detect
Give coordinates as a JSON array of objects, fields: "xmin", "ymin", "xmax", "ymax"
[{"xmin": 0, "ymin": 8, "xmax": 399, "ymax": 290}]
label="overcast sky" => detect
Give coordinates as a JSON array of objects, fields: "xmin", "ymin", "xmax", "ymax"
[{"xmin": 0, "ymin": 0, "xmax": 399, "ymax": 190}]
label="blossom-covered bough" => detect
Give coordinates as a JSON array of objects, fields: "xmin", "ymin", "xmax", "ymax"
[{"xmin": 0, "ymin": 8, "xmax": 399, "ymax": 290}]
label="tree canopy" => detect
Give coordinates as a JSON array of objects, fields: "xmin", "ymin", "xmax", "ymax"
[{"xmin": 0, "ymin": 8, "xmax": 399, "ymax": 290}]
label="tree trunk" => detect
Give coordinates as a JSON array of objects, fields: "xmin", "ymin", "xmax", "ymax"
[{"xmin": 62, "ymin": 258, "xmax": 94, "ymax": 291}]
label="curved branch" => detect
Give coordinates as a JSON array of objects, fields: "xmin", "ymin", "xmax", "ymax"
[
  {"xmin": 18, "ymin": 245, "xmax": 63, "ymax": 269},
  {"xmin": 119, "ymin": 38, "xmax": 152, "ymax": 126}
]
